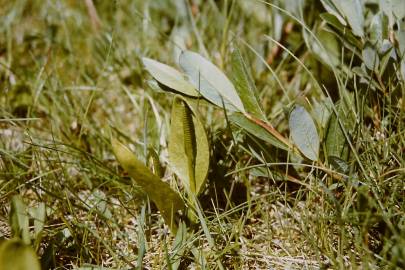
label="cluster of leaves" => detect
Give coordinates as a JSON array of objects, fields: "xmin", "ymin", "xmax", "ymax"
[
  {"xmin": 110, "ymin": 0, "xmax": 405, "ymax": 267},
  {"xmin": 113, "ymin": 48, "xmax": 322, "ymax": 232}
]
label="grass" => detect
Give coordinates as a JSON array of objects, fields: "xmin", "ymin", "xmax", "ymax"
[{"xmin": 0, "ymin": 0, "xmax": 404, "ymax": 269}]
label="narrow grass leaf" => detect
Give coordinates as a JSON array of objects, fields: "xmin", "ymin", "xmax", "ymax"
[
  {"xmin": 168, "ymin": 96, "xmax": 209, "ymax": 195},
  {"xmin": 142, "ymin": 57, "xmax": 199, "ymax": 97},
  {"xmin": 111, "ymin": 138, "xmax": 185, "ymax": 233},
  {"xmin": 289, "ymin": 105, "xmax": 320, "ymax": 161},
  {"xmin": 179, "ymin": 50, "xmax": 245, "ymax": 113},
  {"xmin": 231, "ymin": 47, "xmax": 266, "ymax": 120},
  {"xmin": 170, "ymin": 221, "xmax": 188, "ymax": 270},
  {"xmin": 0, "ymin": 238, "xmax": 41, "ymax": 270}
]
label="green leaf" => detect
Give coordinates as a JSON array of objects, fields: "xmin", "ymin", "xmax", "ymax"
[
  {"xmin": 328, "ymin": 156, "xmax": 349, "ymax": 174},
  {"xmin": 111, "ymin": 138, "xmax": 185, "ymax": 233},
  {"xmin": 325, "ymin": 107, "xmax": 347, "ymax": 160},
  {"xmin": 331, "ymin": 0, "xmax": 364, "ymax": 37},
  {"xmin": 237, "ymin": 1, "xmax": 271, "ymax": 24},
  {"xmin": 391, "ymin": 0, "xmax": 405, "ymax": 20},
  {"xmin": 31, "ymin": 203, "xmax": 46, "ymax": 249},
  {"xmin": 0, "ymin": 238, "xmax": 41, "ymax": 270},
  {"xmin": 231, "ymin": 47, "xmax": 266, "ymax": 120},
  {"xmin": 179, "ymin": 51, "xmax": 245, "ymax": 113},
  {"xmin": 370, "ymin": 12, "xmax": 388, "ymax": 47},
  {"xmin": 168, "ymin": 96, "xmax": 210, "ymax": 196},
  {"xmin": 362, "ymin": 43, "xmax": 380, "ymax": 71},
  {"xmin": 381, "ymin": 0, "xmax": 405, "ymax": 23},
  {"xmin": 320, "ymin": 13, "xmax": 362, "ymax": 49},
  {"xmin": 10, "ymin": 196, "xmax": 30, "ymax": 245},
  {"xmin": 229, "ymin": 113, "xmax": 289, "ymax": 151},
  {"xmin": 32, "ymin": 203, "xmax": 45, "ymax": 237},
  {"xmin": 304, "ymin": 27, "xmax": 340, "ymax": 67},
  {"xmin": 169, "ymin": 221, "xmax": 188, "ymax": 270},
  {"xmin": 289, "ymin": 105, "xmax": 320, "ymax": 161},
  {"xmin": 397, "ymin": 30, "xmax": 405, "ymax": 57},
  {"xmin": 320, "ymin": 0, "xmax": 347, "ymax": 25},
  {"xmin": 142, "ymin": 57, "xmax": 199, "ymax": 97},
  {"xmin": 325, "ymin": 100, "xmax": 355, "ymax": 160}
]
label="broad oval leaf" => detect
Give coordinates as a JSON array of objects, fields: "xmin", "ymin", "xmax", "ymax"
[
  {"xmin": 168, "ymin": 96, "xmax": 209, "ymax": 196},
  {"xmin": 332, "ymin": 0, "xmax": 364, "ymax": 37},
  {"xmin": 289, "ymin": 105, "xmax": 320, "ymax": 161},
  {"xmin": 0, "ymin": 238, "xmax": 41, "ymax": 270},
  {"xmin": 142, "ymin": 57, "xmax": 199, "ymax": 97},
  {"xmin": 231, "ymin": 47, "xmax": 266, "ymax": 120},
  {"xmin": 362, "ymin": 44, "xmax": 380, "ymax": 71},
  {"xmin": 179, "ymin": 51, "xmax": 245, "ymax": 113},
  {"xmin": 111, "ymin": 138, "xmax": 185, "ymax": 233}
]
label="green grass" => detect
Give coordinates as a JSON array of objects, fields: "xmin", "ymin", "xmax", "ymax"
[{"xmin": 0, "ymin": 0, "xmax": 404, "ymax": 269}]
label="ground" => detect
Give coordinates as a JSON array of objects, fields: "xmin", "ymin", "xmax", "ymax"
[{"xmin": 0, "ymin": 1, "xmax": 404, "ymax": 269}]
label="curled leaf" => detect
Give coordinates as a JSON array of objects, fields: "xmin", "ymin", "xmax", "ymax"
[{"xmin": 169, "ymin": 96, "xmax": 210, "ymax": 196}]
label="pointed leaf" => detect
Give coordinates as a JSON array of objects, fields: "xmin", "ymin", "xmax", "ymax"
[
  {"xmin": 332, "ymin": 0, "xmax": 364, "ymax": 37},
  {"xmin": 362, "ymin": 44, "xmax": 380, "ymax": 71},
  {"xmin": 325, "ymin": 100, "xmax": 355, "ymax": 160},
  {"xmin": 320, "ymin": 0, "xmax": 347, "ymax": 25},
  {"xmin": 10, "ymin": 196, "xmax": 30, "ymax": 245},
  {"xmin": 320, "ymin": 13, "xmax": 362, "ymax": 49},
  {"xmin": 326, "ymin": 112, "xmax": 348, "ymax": 158},
  {"xmin": 231, "ymin": 48, "xmax": 266, "ymax": 120},
  {"xmin": 304, "ymin": 27, "xmax": 340, "ymax": 68},
  {"xmin": 229, "ymin": 113, "xmax": 289, "ymax": 151},
  {"xmin": 168, "ymin": 96, "xmax": 209, "ymax": 195},
  {"xmin": 392, "ymin": 0, "xmax": 405, "ymax": 20},
  {"xmin": 328, "ymin": 156, "xmax": 349, "ymax": 174},
  {"xmin": 0, "ymin": 239, "xmax": 41, "ymax": 270},
  {"xmin": 142, "ymin": 57, "xmax": 199, "ymax": 97},
  {"xmin": 289, "ymin": 105, "xmax": 320, "ymax": 161},
  {"xmin": 370, "ymin": 12, "xmax": 388, "ymax": 47},
  {"xmin": 31, "ymin": 202, "xmax": 46, "ymax": 249},
  {"xmin": 179, "ymin": 51, "xmax": 245, "ymax": 113},
  {"xmin": 111, "ymin": 138, "xmax": 185, "ymax": 233}
]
